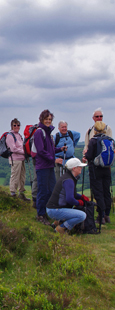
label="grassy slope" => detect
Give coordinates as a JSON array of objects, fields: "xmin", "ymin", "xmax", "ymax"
[{"xmin": 0, "ymin": 186, "xmax": 115, "ymax": 310}]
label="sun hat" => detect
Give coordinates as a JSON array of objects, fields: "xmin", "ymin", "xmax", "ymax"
[
  {"xmin": 65, "ymin": 158, "xmax": 87, "ymax": 170},
  {"xmin": 94, "ymin": 121, "xmax": 107, "ymax": 134}
]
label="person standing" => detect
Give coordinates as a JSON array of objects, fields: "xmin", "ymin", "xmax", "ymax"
[
  {"xmin": 6, "ymin": 118, "xmax": 30, "ymax": 201},
  {"xmin": 84, "ymin": 121, "xmax": 113, "ymax": 224},
  {"xmin": 34, "ymin": 110, "xmax": 66, "ymax": 225},
  {"xmin": 54, "ymin": 121, "xmax": 80, "ymax": 180}
]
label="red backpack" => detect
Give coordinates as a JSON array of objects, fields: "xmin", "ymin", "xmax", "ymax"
[
  {"xmin": 23, "ymin": 124, "xmax": 46, "ymax": 159},
  {"xmin": 23, "ymin": 124, "xmax": 39, "ymax": 158}
]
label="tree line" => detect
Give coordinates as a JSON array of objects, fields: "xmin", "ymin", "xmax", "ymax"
[{"xmin": 0, "ymin": 145, "xmax": 115, "ymax": 191}]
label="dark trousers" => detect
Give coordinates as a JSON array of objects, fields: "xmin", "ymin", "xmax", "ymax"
[
  {"xmin": 89, "ymin": 164, "xmax": 111, "ymax": 216},
  {"xmin": 36, "ymin": 168, "xmax": 56, "ymax": 216}
]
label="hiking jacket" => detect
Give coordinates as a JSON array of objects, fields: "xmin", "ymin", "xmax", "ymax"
[
  {"xmin": 34, "ymin": 122, "xmax": 61, "ymax": 170},
  {"xmin": 53, "ymin": 130, "xmax": 80, "ymax": 164},
  {"xmin": 6, "ymin": 130, "xmax": 25, "ymax": 161},
  {"xmin": 46, "ymin": 169, "xmax": 81, "ymax": 209}
]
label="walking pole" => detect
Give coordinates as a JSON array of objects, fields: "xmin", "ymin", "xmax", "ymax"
[
  {"xmin": 27, "ymin": 158, "xmax": 33, "ymax": 188},
  {"xmin": 82, "ymin": 167, "xmax": 85, "ymax": 195},
  {"xmin": 110, "ymin": 168, "xmax": 114, "ymax": 213},
  {"xmin": 63, "ymin": 143, "xmax": 66, "ymax": 174},
  {"xmin": 60, "ymin": 165, "xmax": 62, "ymax": 177}
]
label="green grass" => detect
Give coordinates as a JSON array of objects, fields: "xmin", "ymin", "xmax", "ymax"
[
  {"xmin": 0, "ymin": 186, "xmax": 115, "ymax": 310},
  {"xmin": 0, "ymin": 178, "xmax": 5, "ymax": 185}
]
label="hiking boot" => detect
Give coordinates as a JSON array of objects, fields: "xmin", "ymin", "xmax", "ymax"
[
  {"xmin": 105, "ymin": 215, "xmax": 110, "ymax": 223},
  {"xmin": 36, "ymin": 215, "xmax": 50, "ymax": 226},
  {"xmin": 51, "ymin": 220, "xmax": 60, "ymax": 229},
  {"xmin": 102, "ymin": 217, "xmax": 106, "ymax": 225},
  {"xmin": 11, "ymin": 192, "xmax": 16, "ymax": 197},
  {"xmin": 43, "ymin": 214, "xmax": 50, "ymax": 225},
  {"xmin": 18, "ymin": 193, "xmax": 31, "ymax": 202},
  {"xmin": 32, "ymin": 201, "xmax": 36, "ymax": 209},
  {"xmin": 55, "ymin": 225, "xmax": 67, "ymax": 234}
]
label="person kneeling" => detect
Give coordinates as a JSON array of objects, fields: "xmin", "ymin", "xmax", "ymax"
[{"xmin": 46, "ymin": 158, "xmax": 89, "ymax": 234}]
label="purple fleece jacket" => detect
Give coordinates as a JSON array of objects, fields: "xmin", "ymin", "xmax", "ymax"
[{"xmin": 34, "ymin": 122, "xmax": 61, "ymax": 170}]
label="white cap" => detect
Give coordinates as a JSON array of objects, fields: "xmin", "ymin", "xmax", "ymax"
[{"xmin": 65, "ymin": 158, "xmax": 87, "ymax": 170}]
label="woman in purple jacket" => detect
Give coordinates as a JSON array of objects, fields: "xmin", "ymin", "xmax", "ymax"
[{"xmin": 34, "ymin": 109, "xmax": 66, "ymax": 225}]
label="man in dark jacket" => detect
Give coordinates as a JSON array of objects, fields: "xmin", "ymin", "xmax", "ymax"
[{"xmin": 46, "ymin": 158, "xmax": 88, "ymax": 234}]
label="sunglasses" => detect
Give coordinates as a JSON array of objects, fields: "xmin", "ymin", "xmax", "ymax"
[
  {"xmin": 13, "ymin": 124, "xmax": 20, "ymax": 127},
  {"xmin": 95, "ymin": 115, "xmax": 103, "ymax": 118}
]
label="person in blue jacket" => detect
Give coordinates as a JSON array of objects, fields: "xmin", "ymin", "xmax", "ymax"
[
  {"xmin": 54, "ymin": 121, "xmax": 80, "ymax": 180},
  {"xmin": 34, "ymin": 110, "xmax": 67, "ymax": 225}
]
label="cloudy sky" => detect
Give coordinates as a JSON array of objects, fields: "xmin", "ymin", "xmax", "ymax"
[{"xmin": 0, "ymin": 0, "xmax": 115, "ymax": 141}]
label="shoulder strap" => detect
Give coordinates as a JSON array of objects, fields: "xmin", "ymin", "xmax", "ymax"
[
  {"xmin": 55, "ymin": 130, "xmax": 73, "ymax": 146},
  {"xmin": 7, "ymin": 132, "xmax": 17, "ymax": 142},
  {"xmin": 88, "ymin": 125, "xmax": 94, "ymax": 136},
  {"xmin": 55, "ymin": 132, "xmax": 60, "ymax": 146},
  {"xmin": 36, "ymin": 127, "xmax": 46, "ymax": 139},
  {"xmin": 67, "ymin": 130, "xmax": 73, "ymax": 141}
]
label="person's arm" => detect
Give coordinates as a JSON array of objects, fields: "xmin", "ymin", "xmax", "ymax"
[
  {"xmin": 83, "ymin": 130, "xmax": 89, "ymax": 154},
  {"xmin": 83, "ymin": 127, "xmax": 94, "ymax": 155},
  {"xmin": 72, "ymin": 131, "xmax": 80, "ymax": 147},
  {"xmin": 63, "ymin": 179, "xmax": 82, "ymax": 206},
  {"xmin": 85, "ymin": 139, "xmax": 95, "ymax": 161},
  {"xmin": 106, "ymin": 126, "xmax": 112, "ymax": 138}
]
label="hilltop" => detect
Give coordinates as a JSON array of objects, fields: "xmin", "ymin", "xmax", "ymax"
[{"xmin": 0, "ymin": 186, "xmax": 115, "ymax": 309}]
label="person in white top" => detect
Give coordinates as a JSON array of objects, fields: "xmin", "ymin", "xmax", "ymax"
[{"xmin": 6, "ymin": 118, "xmax": 30, "ymax": 201}]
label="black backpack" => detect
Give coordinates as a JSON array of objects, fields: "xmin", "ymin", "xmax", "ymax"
[
  {"xmin": 55, "ymin": 130, "xmax": 73, "ymax": 146},
  {"xmin": 0, "ymin": 132, "xmax": 16, "ymax": 160},
  {"xmin": 74, "ymin": 201, "xmax": 101, "ymax": 234}
]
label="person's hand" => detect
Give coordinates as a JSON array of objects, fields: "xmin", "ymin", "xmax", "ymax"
[
  {"xmin": 78, "ymin": 200, "xmax": 84, "ymax": 206},
  {"xmin": 81, "ymin": 194, "xmax": 89, "ymax": 202},
  {"xmin": 82, "ymin": 157, "xmax": 87, "ymax": 163},
  {"xmin": 55, "ymin": 158, "xmax": 63, "ymax": 164},
  {"xmin": 83, "ymin": 148, "xmax": 87, "ymax": 155},
  {"xmin": 61, "ymin": 145, "xmax": 68, "ymax": 152}
]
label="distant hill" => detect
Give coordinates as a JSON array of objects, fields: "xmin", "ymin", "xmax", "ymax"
[{"xmin": 1, "ymin": 144, "xmax": 115, "ymax": 193}]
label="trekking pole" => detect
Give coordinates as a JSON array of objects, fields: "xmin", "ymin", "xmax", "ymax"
[
  {"xmin": 82, "ymin": 167, "xmax": 85, "ymax": 195},
  {"xmin": 110, "ymin": 168, "xmax": 114, "ymax": 213},
  {"xmin": 27, "ymin": 158, "xmax": 33, "ymax": 188},
  {"xmin": 63, "ymin": 143, "xmax": 66, "ymax": 174},
  {"xmin": 60, "ymin": 165, "xmax": 62, "ymax": 177}
]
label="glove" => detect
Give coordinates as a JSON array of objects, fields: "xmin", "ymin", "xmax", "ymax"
[
  {"xmin": 81, "ymin": 194, "xmax": 89, "ymax": 202},
  {"xmin": 78, "ymin": 200, "xmax": 84, "ymax": 206}
]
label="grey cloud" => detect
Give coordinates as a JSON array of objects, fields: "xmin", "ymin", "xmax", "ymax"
[
  {"xmin": 0, "ymin": 0, "xmax": 115, "ymax": 141},
  {"xmin": 1, "ymin": 0, "xmax": 115, "ymax": 46}
]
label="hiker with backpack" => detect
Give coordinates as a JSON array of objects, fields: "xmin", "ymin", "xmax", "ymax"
[
  {"xmin": 46, "ymin": 158, "xmax": 88, "ymax": 234},
  {"xmin": 82, "ymin": 107, "xmax": 113, "ymax": 207},
  {"xmin": 54, "ymin": 121, "xmax": 80, "ymax": 180},
  {"xmin": 5, "ymin": 118, "xmax": 30, "ymax": 201},
  {"xmin": 33, "ymin": 110, "xmax": 67, "ymax": 225},
  {"xmin": 84, "ymin": 121, "xmax": 114, "ymax": 225},
  {"xmin": 83, "ymin": 107, "xmax": 112, "ymax": 155}
]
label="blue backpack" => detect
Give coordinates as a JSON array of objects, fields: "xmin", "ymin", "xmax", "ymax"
[{"xmin": 93, "ymin": 135, "xmax": 114, "ymax": 167}]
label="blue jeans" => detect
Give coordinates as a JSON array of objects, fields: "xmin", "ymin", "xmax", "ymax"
[
  {"xmin": 46, "ymin": 207, "xmax": 86, "ymax": 230},
  {"xmin": 36, "ymin": 168, "xmax": 56, "ymax": 216}
]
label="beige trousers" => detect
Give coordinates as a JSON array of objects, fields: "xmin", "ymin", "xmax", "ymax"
[{"xmin": 9, "ymin": 160, "xmax": 26, "ymax": 193}]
